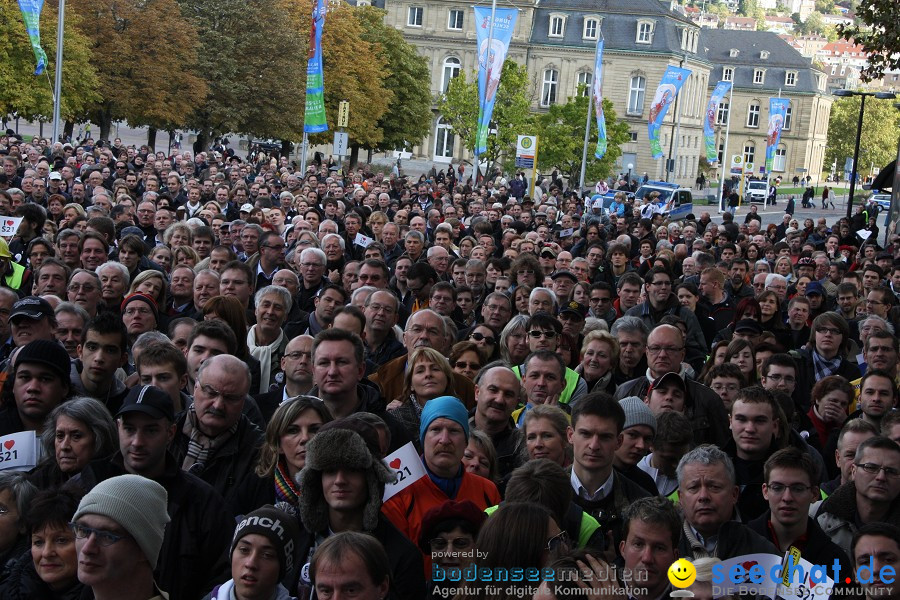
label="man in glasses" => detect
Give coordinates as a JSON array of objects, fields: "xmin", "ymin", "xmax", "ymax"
[
  {"xmin": 816, "ymin": 436, "xmax": 900, "ymax": 556},
  {"xmin": 71, "ymin": 474, "xmax": 172, "ymax": 599},
  {"xmin": 74, "ymin": 386, "xmax": 233, "ymax": 600},
  {"xmin": 588, "ymin": 282, "xmax": 616, "ymax": 323},
  {"xmin": 171, "ymin": 353, "xmax": 263, "ymax": 516},
  {"xmin": 747, "ymin": 448, "xmax": 850, "ymax": 577},
  {"xmin": 627, "ymin": 267, "xmax": 708, "ymax": 370}
]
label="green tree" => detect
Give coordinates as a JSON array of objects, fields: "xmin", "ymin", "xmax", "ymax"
[
  {"xmin": 438, "ymin": 61, "xmax": 532, "ymax": 170},
  {"xmin": 69, "ymin": 0, "xmax": 206, "ymax": 145},
  {"xmin": 355, "ymin": 6, "xmax": 432, "ymax": 158},
  {"xmin": 0, "ymin": 1, "xmax": 99, "ymax": 127},
  {"xmin": 799, "ymin": 12, "xmax": 825, "ymax": 34},
  {"xmin": 825, "ymin": 96, "xmax": 900, "ymax": 179},
  {"xmin": 838, "ymin": 0, "xmax": 900, "ymax": 80},
  {"xmin": 532, "ymin": 92, "xmax": 630, "ymax": 185}
]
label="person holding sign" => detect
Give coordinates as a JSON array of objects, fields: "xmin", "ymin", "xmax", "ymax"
[{"xmin": 293, "ymin": 425, "xmax": 425, "ymax": 600}]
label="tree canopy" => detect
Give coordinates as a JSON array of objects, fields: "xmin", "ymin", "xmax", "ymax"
[
  {"xmin": 825, "ymin": 96, "xmax": 900, "ymax": 177},
  {"xmin": 838, "ymin": 0, "xmax": 900, "ymax": 81}
]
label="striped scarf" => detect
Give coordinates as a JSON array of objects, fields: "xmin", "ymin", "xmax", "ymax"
[{"xmin": 274, "ymin": 460, "xmax": 301, "ymax": 507}]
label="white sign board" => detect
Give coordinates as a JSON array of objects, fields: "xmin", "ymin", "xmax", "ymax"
[
  {"xmin": 333, "ymin": 132, "xmax": 349, "ymax": 157},
  {"xmin": 0, "ymin": 217, "xmax": 23, "ymax": 237},
  {"xmin": 353, "ymin": 232, "xmax": 374, "ymax": 248},
  {"xmin": 382, "ymin": 442, "xmax": 426, "ymax": 501},
  {"xmin": 516, "ymin": 135, "xmax": 537, "ymax": 158},
  {"xmin": 716, "ymin": 552, "xmax": 834, "ymax": 600},
  {"xmin": 0, "ymin": 431, "xmax": 40, "ymax": 471}
]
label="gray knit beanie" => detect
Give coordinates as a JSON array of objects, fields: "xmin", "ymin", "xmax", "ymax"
[
  {"xmin": 619, "ymin": 396, "xmax": 657, "ymax": 434},
  {"xmin": 72, "ymin": 474, "xmax": 170, "ymax": 568}
]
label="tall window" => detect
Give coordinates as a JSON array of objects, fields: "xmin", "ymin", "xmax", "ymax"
[
  {"xmin": 743, "ymin": 142, "xmax": 755, "ymax": 166},
  {"xmin": 541, "ymin": 69, "xmax": 559, "ymax": 107},
  {"xmin": 718, "ymin": 141, "xmax": 725, "ymax": 163},
  {"xmin": 584, "ymin": 18, "xmax": 598, "ymax": 40},
  {"xmin": 773, "ymin": 145, "xmax": 787, "ymax": 172},
  {"xmin": 441, "ymin": 57, "xmax": 461, "ymax": 93},
  {"xmin": 408, "ymin": 6, "xmax": 423, "ymax": 27},
  {"xmin": 448, "ymin": 9, "xmax": 463, "ymax": 30},
  {"xmin": 637, "ymin": 21, "xmax": 653, "ymax": 43},
  {"xmin": 627, "ymin": 76, "xmax": 646, "ymax": 114},
  {"xmin": 753, "ymin": 69, "xmax": 765, "ymax": 84},
  {"xmin": 747, "ymin": 101, "xmax": 760, "ymax": 127},
  {"xmin": 577, "ymin": 72, "xmax": 592, "ymax": 97},
  {"xmin": 550, "ymin": 16, "xmax": 565, "ymax": 37},
  {"xmin": 716, "ymin": 101, "xmax": 730, "ymax": 125},
  {"xmin": 785, "ymin": 71, "xmax": 797, "ymax": 86},
  {"xmin": 434, "ymin": 118, "xmax": 454, "ymax": 159},
  {"xmin": 784, "ymin": 104, "xmax": 793, "ymax": 130},
  {"xmin": 723, "ymin": 67, "xmax": 734, "ymax": 82}
]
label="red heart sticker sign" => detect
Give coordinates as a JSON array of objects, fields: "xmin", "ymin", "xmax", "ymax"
[
  {"xmin": 3, "ymin": 440, "xmax": 14, "ymax": 450},
  {"xmin": 4, "ymin": 221, "xmax": 13, "ymax": 227},
  {"xmin": 389, "ymin": 458, "xmax": 401, "ymax": 469}
]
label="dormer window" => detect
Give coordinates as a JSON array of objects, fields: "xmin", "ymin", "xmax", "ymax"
[
  {"xmin": 723, "ymin": 67, "xmax": 734, "ymax": 82},
  {"xmin": 637, "ymin": 20, "xmax": 654, "ymax": 44},
  {"xmin": 785, "ymin": 71, "xmax": 797, "ymax": 86},
  {"xmin": 729, "ymin": 48, "xmax": 740, "ymax": 58},
  {"xmin": 753, "ymin": 68, "xmax": 765, "ymax": 84},
  {"xmin": 549, "ymin": 14, "xmax": 566, "ymax": 38},
  {"xmin": 760, "ymin": 51, "xmax": 769, "ymax": 59},
  {"xmin": 583, "ymin": 16, "xmax": 600, "ymax": 40}
]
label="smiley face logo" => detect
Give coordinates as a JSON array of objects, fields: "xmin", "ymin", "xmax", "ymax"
[{"xmin": 668, "ymin": 558, "xmax": 697, "ymax": 588}]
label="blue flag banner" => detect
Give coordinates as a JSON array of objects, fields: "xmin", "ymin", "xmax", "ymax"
[
  {"xmin": 766, "ymin": 98, "xmax": 789, "ymax": 172},
  {"xmin": 18, "ymin": 0, "xmax": 47, "ymax": 75},
  {"xmin": 304, "ymin": 0, "xmax": 328, "ymax": 134},
  {"xmin": 704, "ymin": 81, "xmax": 731, "ymax": 164},
  {"xmin": 473, "ymin": 6, "xmax": 518, "ymax": 157},
  {"xmin": 592, "ymin": 40, "xmax": 607, "ymax": 160},
  {"xmin": 647, "ymin": 66, "xmax": 691, "ymax": 159}
]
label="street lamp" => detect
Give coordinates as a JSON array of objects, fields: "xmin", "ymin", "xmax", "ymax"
[
  {"xmin": 832, "ymin": 89, "xmax": 897, "ymax": 219},
  {"xmin": 627, "ymin": 163, "xmax": 634, "ymax": 187}
]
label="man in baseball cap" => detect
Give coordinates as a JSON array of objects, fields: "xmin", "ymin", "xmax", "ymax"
[{"xmin": 9, "ymin": 296, "xmax": 56, "ymax": 348}]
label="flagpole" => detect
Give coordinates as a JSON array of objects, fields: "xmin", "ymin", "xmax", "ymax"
[
  {"xmin": 717, "ymin": 83, "xmax": 734, "ymax": 213},
  {"xmin": 578, "ymin": 91, "xmax": 592, "ymax": 193},
  {"xmin": 51, "ymin": 0, "xmax": 64, "ymax": 143}
]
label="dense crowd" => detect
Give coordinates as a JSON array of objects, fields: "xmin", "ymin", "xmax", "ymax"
[{"xmin": 0, "ymin": 132, "xmax": 898, "ymax": 600}]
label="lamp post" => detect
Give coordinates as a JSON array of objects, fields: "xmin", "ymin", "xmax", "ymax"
[
  {"xmin": 832, "ymin": 89, "xmax": 896, "ymax": 219},
  {"xmin": 627, "ymin": 163, "xmax": 634, "ymax": 189}
]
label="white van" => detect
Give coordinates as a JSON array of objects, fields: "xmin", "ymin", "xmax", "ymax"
[{"xmin": 746, "ymin": 180, "xmax": 768, "ymax": 204}]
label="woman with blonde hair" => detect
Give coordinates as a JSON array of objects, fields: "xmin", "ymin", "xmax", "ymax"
[
  {"xmin": 462, "ymin": 429, "xmax": 499, "ymax": 485},
  {"xmin": 163, "ymin": 222, "xmax": 192, "ymax": 248},
  {"xmin": 576, "ymin": 329, "xmax": 619, "ymax": 394},
  {"xmin": 173, "ymin": 245, "xmax": 200, "ymax": 270},
  {"xmin": 128, "ymin": 269, "xmax": 167, "ymax": 309},
  {"xmin": 387, "ymin": 347, "xmax": 457, "ymax": 449},
  {"xmin": 521, "ymin": 405, "xmax": 571, "ymax": 467}
]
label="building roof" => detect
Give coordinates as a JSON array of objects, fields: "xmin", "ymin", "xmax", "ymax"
[
  {"xmin": 530, "ymin": 0, "xmax": 696, "ymax": 54},
  {"xmin": 701, "ymin": 29, "xmax": 821, "ymax": 93}
]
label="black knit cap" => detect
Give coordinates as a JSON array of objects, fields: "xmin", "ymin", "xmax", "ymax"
[{"xmin": 15, "ymin": 340, "xmax": 71, "ymax": 381}]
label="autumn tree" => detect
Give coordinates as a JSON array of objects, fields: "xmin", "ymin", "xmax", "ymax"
[
  {"xmin": 0, "ymin": 1, "xmax": 99, "ymax": 129},
  {"xmin": 533, "ymin": 92, "xmax": 631, "ymax": 185},
  {"xmin": 825, "ymin": 96, "xmax": 900, "ymax": 177},
  {"xmin": 67, "ymin": 0, "xmax": 205, "ymax": 144},
  {"xmin": 438, "ymin": 61, "xmax": 532, "ymax": 171},
  {"xmin": 355, "ymin": 6, "xmax": 431, "ymax": 160},
  {"xmin": 838, "ymin": 0, "xmax": 900, "ymax": 80}
]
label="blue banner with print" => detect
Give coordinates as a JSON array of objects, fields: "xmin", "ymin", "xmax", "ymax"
[
  {"xmin": 766, "ymin": 98, "xmax": 789, "ymax": 172},
  {"xmin": 592, "ymin": 40, "xmax": 607, "ymax": 160},
  {"xmin": 18, "ymin": 0, "xmax": 47, "ymax": 75},
  {"xmin": 473, "ymin": 6, "xmax": 518, "ymax": 157},
  {"xmin": 304, "ymin": 0, "xmax": 328, "ymax": 134},
  {"xmin": 704, "ymin": 81, "xmax": 731, "ymax": 164},
  {"xmin": 647, "ymin": 66, "xmax": 691, "ymax": 159}
]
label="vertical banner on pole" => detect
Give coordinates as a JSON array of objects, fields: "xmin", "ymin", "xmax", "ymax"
[
  {"xmin": 765, "ymin": 98, "xmax": 789, "ymax": 172},
  {"xmin": 17, "ymin": 0, "xmax": 47, "ymax": 75},
  {"xmin": 304, "ymin": 0, "xmax": 328, "ymax": 134},
  {"xmin": 704, "ymin": 81, "xmax": 732, "ymax": 164},
  {"xmin": 473, "ymin": 6, "xmax": 518, "ymax": 156},
  {"xmin": 592, "ymin": 40, "xmax": 607, "ymax": 159},
  {"xmin": 647, "ymin": 66, "xmax": 691, "ymax": 159}
]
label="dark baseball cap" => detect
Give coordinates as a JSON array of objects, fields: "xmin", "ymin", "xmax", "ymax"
[
  {"xmin": 734, "ymin": 319, "xmax": 763, "ymax": 334},
  {"xmin": 805, "ymin": 281, "xmax": 825, "ymax": 297},
  {"xmin": 116, "ymin": 385, "xmax": 175, "ymax": 422},
  {"xmin": 551, "ymin": 270, "xmax": 578, "ymax": 282},
  {"xmin": 10, "ymin": 296, "xmax": 54, "ymax": 322},
  {"xmin": 559, "ymin": 301, "xmax": 588, "ymax": 320}
]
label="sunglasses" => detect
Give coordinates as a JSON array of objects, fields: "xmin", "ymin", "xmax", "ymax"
[
  {"xmin": 470, "ymin": 332, "xmax": 496, "ymax": 345},
  {"xmin": 529, "ymin": 330, "xmax": 557, "ymax": 339},
  {"xmin": 455, "ymin": 361, "xmax": 482, "ymax": 370}
]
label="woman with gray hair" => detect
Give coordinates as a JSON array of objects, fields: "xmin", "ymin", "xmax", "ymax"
[
  {"xmin": 500, "ymin": 315, "xmax": 530, "ymax": 366},
  {"xmin": 29, "ymin": 397, "xmax": 117, "ymax": 490}
]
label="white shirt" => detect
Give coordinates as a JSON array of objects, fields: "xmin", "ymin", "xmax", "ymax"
[
  {"xmin": 638, "ymin": 454, "xmax": 678, "ymax": 496},
  {"xmin": 570, "ymin": 468, "xmax": 614, "ymax": 502}
]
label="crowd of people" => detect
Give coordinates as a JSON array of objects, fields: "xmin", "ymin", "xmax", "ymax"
[{"xmin": 0, "ymin": 131, "xmax": 898, "ymax": 600}]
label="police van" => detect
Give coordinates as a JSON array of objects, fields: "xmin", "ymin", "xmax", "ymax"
[{"xmin": 634, "ymin": 181, "xmax": 694, "ymax": 221}]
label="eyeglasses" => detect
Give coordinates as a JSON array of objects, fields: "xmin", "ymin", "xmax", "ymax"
[
  {"xmin": 284, "ymin": 351, "xmax": 311, "ymax": 361},
  {"xmin": 197, "ymin": 381, "xmax": 245, "ymax": 405},
  {"xmin": 647, "ymin": 345, "xmax": 684, "ymax": 354},
  {"xmin": 649, "ymin": 280, "xmax": 672, "ymax": 287},
  {"xmin": 545, "ymin": 530, "xmax": 570, "ymax": 553},
  {"xmin": 855, "ymin": 463, "xmax": 900, "ymax": 478},
  {"xmin": 69, "ymin": 522, "xmax": 125, "ymax": 546},
  {"xmin": 430, "ymin": 537, "xmax": 473, "ymax": 551},
  {"xmin": 528, "ymin": 330, "xmax": 557, "ymax": 340},
  {"xmin": 470, "ymin": 332, "xmax": 496, "ymax": 345},
  {"xmin": 262, "ymin": 244, "xmax": 285, "ymax": 251},
  {"xmin": 517, "ymin": 269, "xmax": 534, "ymax": 275},
  {"xmin": 68, "ymin": 284, "xmax": 97, "ymax": 292},
  {"xmin": 124, "ymin": 307, "xmax": 152, "ymax": 317},
  {"xmin": 816, "ymin": 327, "xmax": 842, "ymax": 336},
  {"xmin": 866, "ymin": 299, "xmax": 885, "ymax": 306},
  {"xmin": 455, "ymin": 361, "xmax": 482, "ymax": 370},
  {"xmin": 766, "ymin": 483, "xmax": 813, "ymax": 495},
  {"xmin": 764, "ymin": 373, "xmax": 796, "ymax": 384},
  {"xmin": 710, "ymin": 383, "xmax": 740, "ymax": 394}
]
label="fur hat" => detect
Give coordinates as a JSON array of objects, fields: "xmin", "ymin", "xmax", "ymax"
[{"xmin": 297, "ymin": 428, "xmax": 396, "ymax": 533}]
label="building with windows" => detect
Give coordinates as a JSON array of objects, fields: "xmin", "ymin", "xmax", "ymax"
[
  {"xmin": 702, "ymin": 30, "xmax": 831, "ymax": 182},
  {"xmin": 372, "ymin": 0, "xmax": 830, "ymax": 186}
]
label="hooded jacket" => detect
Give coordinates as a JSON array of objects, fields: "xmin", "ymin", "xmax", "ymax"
[{"xmin": 815, "ymin": 481, "xmax": 900, "ymax": 556}]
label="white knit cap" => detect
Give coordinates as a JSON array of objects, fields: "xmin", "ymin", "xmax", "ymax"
[{"xmin": 72, "ymin": 474, "xmax": 170, "ymax": 568}]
